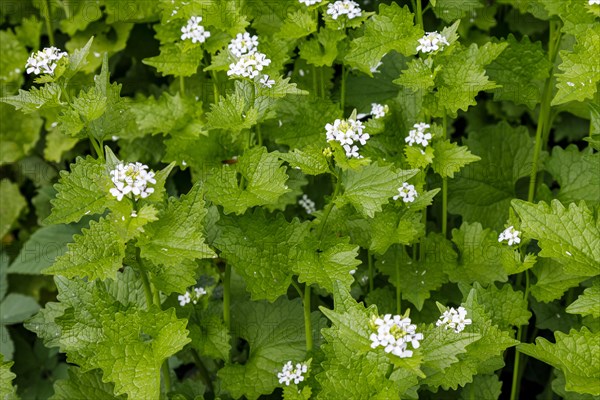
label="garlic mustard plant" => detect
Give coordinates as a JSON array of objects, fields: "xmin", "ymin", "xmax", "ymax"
[
  {"xmin": 25, "ymin": 47, "xmax": 68, "ymax": 75},
  {"xmin": 277, "ymin": 361, "xmax": 309, "ymax": 386},
  {"xmin": 393, "ymin": 182, "xmax": 418, "ymax": 203},
  {"xmin": 498, "ymin": 226, "xmax": 522, "ymax": 246},
  {"xmin": 416, "ymin": 32, "xmax": 450, "ymax": 54},
  {"xmin": 109, "ymin": 162, "xmax": 156, "ymax": 201},
  {"xmin": 180, "ymin": 16, "xmax": 211, "ymax": 43},
  {"xmin": 326, "ymin": 0, "xmax": 362, "ymax": 20},
  {"xmin": 369, "ymin": 314, "xmax": 423, "ymax": 358},
  {"xmin": 436, "ymin": 306, "xmax": 472, "ymax": 333}
]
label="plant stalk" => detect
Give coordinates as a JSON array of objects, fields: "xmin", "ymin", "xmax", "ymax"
[
  {"xmin": 367, "ymin": 251, "xmax": 374, "ymax": 292},
  {"xmin": 42, "ymin": 0, "xmax": 55, "ymax": 46},
  {"xmin": 415, "ymin": 0, "xmax": 424, "ymax": 29},
  {"xmin": 340, "ymin": 64, "xmax": 347, "ymax": 112},
  {"xmin": 441, "ymin": 113, "xmax": 448, "ymax": 236},
  {"xmin": 510, "ymin": 269, "xmax": 530, "ymax": 400},
  {"xmin": 304, "ymin": 285, "xmax": 313, "ymax": 352},
  {"xmin": 223, "ymin": 264, "xmax": 231, "ymax": 331},
  {"xmin": 191, "ymin": 349, "xmax": 214, "ymax": 394}
]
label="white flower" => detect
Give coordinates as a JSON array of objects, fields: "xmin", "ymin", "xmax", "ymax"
[
  {"xmin": 277, "ymin": 361, "xmax": 308, "ymax": 386},
  {"xmin": 498, "ymin": 226, "xmax": 521, "ymax": 246},
  {"xmin": 370, "ymin": 103, "xmax": 388, "ymax": 119},
  {"xmin": 178, "ymin": 292, "xmax": 191, "ymax": 306},
  {"xmin": 590, "ymin": 0, "xmax": 600, "ymax": 5},
  {"xmin": 416, "ymin": 31, "xmax": 450, "ymax": 54},
  {"xmin": 405, "ymin": 122, "xmax": 432, "ymax": 147},
  {"xmin": 228, "ymin": 32, "xmax": 259, "ymax": 57},
  {"xmin": 393, "ymin": 182, "xmax": 418, "ymax": 203},
  {"xmin": 369, "ymin": 314, "xmax": 423, "ymax": 358},
  {"xmin": 25, "ymin": 47, "xmax": 68, "ymax": 75},
  {"xmin": 259, "ymin": 74, "xmax": 275, "ymax": 88},
  {"xmin": 299, "ymin": 194, "xmax": 317, "ymax": 214},
  {"xmin": 299, "ymin": 0, "xmax": 323, "ymax": 5},
  {"xmin": 326, "ymin": 0, "xmax": 362, "ymax": 20},
  {"xmin": 436, "ymin": 306, "xmax": 472, "ymax": 333},
  {"xmin": 109, "ymin": 162, "xmax": 156, "ymax": 201},
  {"xmin": 227, "ymin": 51, "xmax": 271, "ymax": 79},
  {"xmin": 181, "ymin": 16, "xmax": 211, "ymax": 44},
  {"xmin": 325, "ymin": 117, "xmax": 369, "ymax": 158}
]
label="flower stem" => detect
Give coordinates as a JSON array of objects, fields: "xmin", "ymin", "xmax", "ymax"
[
  {"xmin": 317, "ymin": 174, "xmax": 342, "ymax": 240},
  {"xmin": 415, "ymin": 0, "xmax": 424, "ymax": 29},
  {"xmin": 211, "ymin": 70, "xmax": 220, "ymax": 101},
  {"xmin": 89, "ymin": 137, "xmax": 104, "ymax": 161},
  {"xmin": 42, "ymin": 0, "xmax": 55, "ymax": 46},
  {"xmin": 223, "ymin": 263, "xmax": 231, "ymax": 331},
  {"xmin": 510, "ymin": 269, "xmax": 530, "ymax": 400},
  {"xmin": 320, "ymin": 68, "xmax": 325, "ymax": 98},
  {"xmin": 304, "ymin": 285, "xmax": 313, "ymax": 352},
  {"xmin": 528, "ymin": 21, "xmax": 562, "ymax": 203},
  {"xmin": 441, "ymin": 113, "xmax": 448, "ymax": 237},
  {"xmin": 340, "ymin": 64, "xmax": 347, "ymax": 112},
  {"xmin": 256, "ymin": 124, "xmax": 263, "ymax": 147},
  {"xmin": 396, "ymin": 252, "xmax": 402, "ymax": 315},
  {"xmin": 191, "ymin": 349, "xmax": 214, "ymax": 394},
  {"xmin": 179, "ymin": 75, "xmax": 185, "ymax": 94},
  {"xmin": 367, "ymin": 250, "xmax": 374, "ymax": 293}
]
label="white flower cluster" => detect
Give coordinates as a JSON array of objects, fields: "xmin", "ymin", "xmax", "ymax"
[
  {"xmin": 25, "ymin": 47, "xmax": 68, "ymax": 75},
  {"xmin": 277, "ymin": 361, "xmax": 308, "ymax": 386},
  {"xmin": 260, "ymin": 74, "xmax": 275, "ymax": 88},
  {"xmin": 326, "ymin": 0, "xmax": 362, "ymax": 20},
  {"xmin": 109, "ymin": 162, "xmax": 156, "ymax": 201},
  {"xmin": 370, "ymin": 103, "xmax": 388, "ymax": 119},
  {"xmin": 227, "ymin": 51, "xmax": 272, "ymax": 79},
  {"xmin": 416, "ymin": 31, "xmax": 450, "ymax": 54},
  {"xmin": 299, "ymin": 0, "xmax": 323, "ymax": 6},
  {"xmin": 498, "ymin": 226, "xmax": 521, "ymax": 246},
  {"xmin": 369, "ymin": 314, "xmax": 423, "ymax": 358},
  {"xmin": 436, "ymin": 306, "xmax": 472, "ymax": 333},
  {"xmin": 393, "ymin": 182, "xmax": 418, "ymax": 203},
  {"xmin": 325, "ymin": 118, "xmax": 370, "ymax": 159},
  {"xmin": 590, "ymin": 0, "xmax": 600, "ymax": 5},
  {"xmin": 298, "ymin": 194, "xmax": 316, "ymax": 214},
  {"xmin": 228, "ymin": 32, "xmax": 259, "ymax": 57},
  {"xmin": 178, "ymin": 287, "xmax": 208, "ymax": 306},
  {"xmin": 405, "ymin": 122, "xmax": 432, "ymax": 147},
  {"xmin": 181, "ymin": 16, "xmax": 211, "ymax": 44}
]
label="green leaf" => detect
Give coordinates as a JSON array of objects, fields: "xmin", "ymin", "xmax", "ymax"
[
  {"xmin": 336, "ymin": 162, "xmax": 418, "ymax": 218},
  {"xmin": 449, "ymin": 122, "xmax": 542, "ymax": 230},
  {"xmin": 294, "ymin": 234, "xmax": 361, "ymax": 294},
  {"xmin": 519, "ymin": 328, "xmax": 600, "ymax": 396},
  {"xmin": 317, "ymin": 283, "xmax": 422, "ymax": 399},
  {"xmin": 486, "ymin": 34, "xmax": 552, "ymax": 109},
  {"xmin": 344, "ymin": 3, "xmax": 422, "ymax": 75},
  {"xmin": 377, "ymin": 236, "xmax": 452, "ymax": 310},
  {"xmin": 298, "ymin": 28, "xmax": 345, "ymax": 67},
  {"xmin": 187, "ymin": 306, "xmax": 231, "ymax": 361},
  {"xmin": 0, "ymin": 354, "xmax": 17, "ymax": 400},
  {"xmin": 214, "ymin": 210, "xmax": 309, "ymax": 301},
  {"xmin": 129, "ymin": 92, "xmax": 197, "ymax": 137},
  {"xmin": 551, "ymin": 369, "xmax": 598, "ymax": 400},
  {"xmin": 1, "ymin": 83, "xmax": 63, "ymax": 113},
  {"xmin": 205, "ymin": 146, "xmax": 290, "ymax": 215},
  {"xmin": 0, "ymin": 102, "xmax": 43, "ymax": 165},
  {"xmin": 459, "ymin": 374, "xmax": 503, "ymax": 400},
  {"xmin": 143, "ymin": 44, "xmax": 205, "ymax": 77},
  {"xmin": 432, "ymin": 0, "xmax": 483, "ymax": 22},
  {"xmin": 368, "ymin": 205, "xmax": 424, "ymax": 254},
  {"xmin": 446, "ymin": 222, "xmax": 510, "ymax": 285},
  {"xmin": 512, "ymin": 199, "xmax": 600, "ymax": 277},
  {"xmin": 427, "ymin": 42, "xmax": 507, "ymax": 118},
  {"xmin": 277, "ymin": 146, "xmax": 330, "ymax": 176},
  {"xmin": 546, "ymin": 145, "xmax": 600, "ymax": 207},
  {"xmin": 44, "ymin": 217, "xmax": 126, "ymax": 280},
  {"xmin": 137, "ymin": 183, "xmax": 215, "ymax": 269},
  {"xmin": 0, "ymin": 293, "xmax": 40, "ymax": 325},
  {"xmin": 422, "ymin": 290, "xmax": 518, "ymax": 390},
  {"xmin": 420, "ymin": 324, "xmax": 481, "ymax": 373},
  {"xmin": 0, "ymin": 179, "xmax": 26, "ymax": 238},
  {"xmin": 45, "ymin": 156, "xmax": 112, "ymax": 225},
  {"xmin": 63, "ymin": 36, "xmax": 93, "ymax": 79},
  {"xmin": 205, "ymin": 89, "xmax": 259, "ymax": 135},
  {"xmin": 275, "ymin": 9, "xmax": 317, "ymax": 40},
  {"xmin": 530, "ymin": 258, "xmax": 586, "ymax": 303},
  {"xmin": 27, "ymin": 273, "xmax": 190, "ymax": 399},
  {"xmin": 218, "ymin": 297, "xmax": 324, "ymax": 400},
  {"xmin": 51, "ymin": 367, "xmax": 125, "ymax": 400},
  {"xmin": 552, "ymin": 25, "xmax": 600, "ymax": 106},
  {"xmin": 470, "ymin": 282, "xmax": 531, "ymax": 329},
  {"xmin": 393, "ymin": 57, "xmax": 438, "ymax": 92},
  {"xmin": 432, "ymin": 140, "xmax": 481, "ymax": 178},
  {"xmin": 566, "ymin": 280, "xmax": 600, "ymax": 319}
]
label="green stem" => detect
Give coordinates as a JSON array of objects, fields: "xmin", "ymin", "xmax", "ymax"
[
  {"xmin": 317, "ymin": 174, "xmax": 342, "ymax": 240},
  {"xmin": 89, "ymin": 137, "xmax": 104, "ymax": 161},
  {"xmin": 441, "ymin": 113, "xmax": 448, "ymax": 237},
  {"xmin": 256, "ymin": 124, "xmax": 263, "ymax": 147},
  {"xmin": 139, "ymin": 267, "xmax": 154, "ymax": 309},
  {"xmin": 319, "ymin": 68, "xmax": 326, "ymax": 99},
  {"xmin": 528, "ymin": 21, "xmax": 562, "ymax": 203},
  {"xmin": 396, "ymin": 252, "xmax": 401, "ymax": 315},
  {"xmin": 419, "ymin": 206, "xmax": 427, "ymax": 260},
  {"xmin": 191, "ymin": 349, "xmax": 214, "ymax": 394},
  {"xmin": 161, "ymin": 361, "xmax": 172, "ymax": 394},
  {"xmin": 211, "ymin": 71, "xmax": 220, "ymax": 101},
  {"xmin": 312, "ymin": 65, "xmax": 318, "ymax": 97},
  {"xmin": 415, "ymin": 0, "xmax": 424, "ymax": 29},
  {"xmin": 223, "ymin": 264, "xmax": 231, "ymax": 331},
  {"xmin": 304, "ymin": 285, "xmax": 313, "ymax": 352},
  {"xmin": 340, "ymin": 64, "xmax": 347, "ymax": 112},
  {"xmin": 179, "ymin": 76, "xmax": 185, "ymax": 94},
  {"xmin": 42, "ymin": 0, "xmax": 55, "ymax": 46},
  {"xmin": 291, "ymin": 280, "xmax": 304, "ymax": 300},
  {"xmin": 510, "ymin": 270, "xmax": 530, "ymax": 400},
  {"xmin": 367, "ymin": 251, "xmax": 374, "ymax": 293}
]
